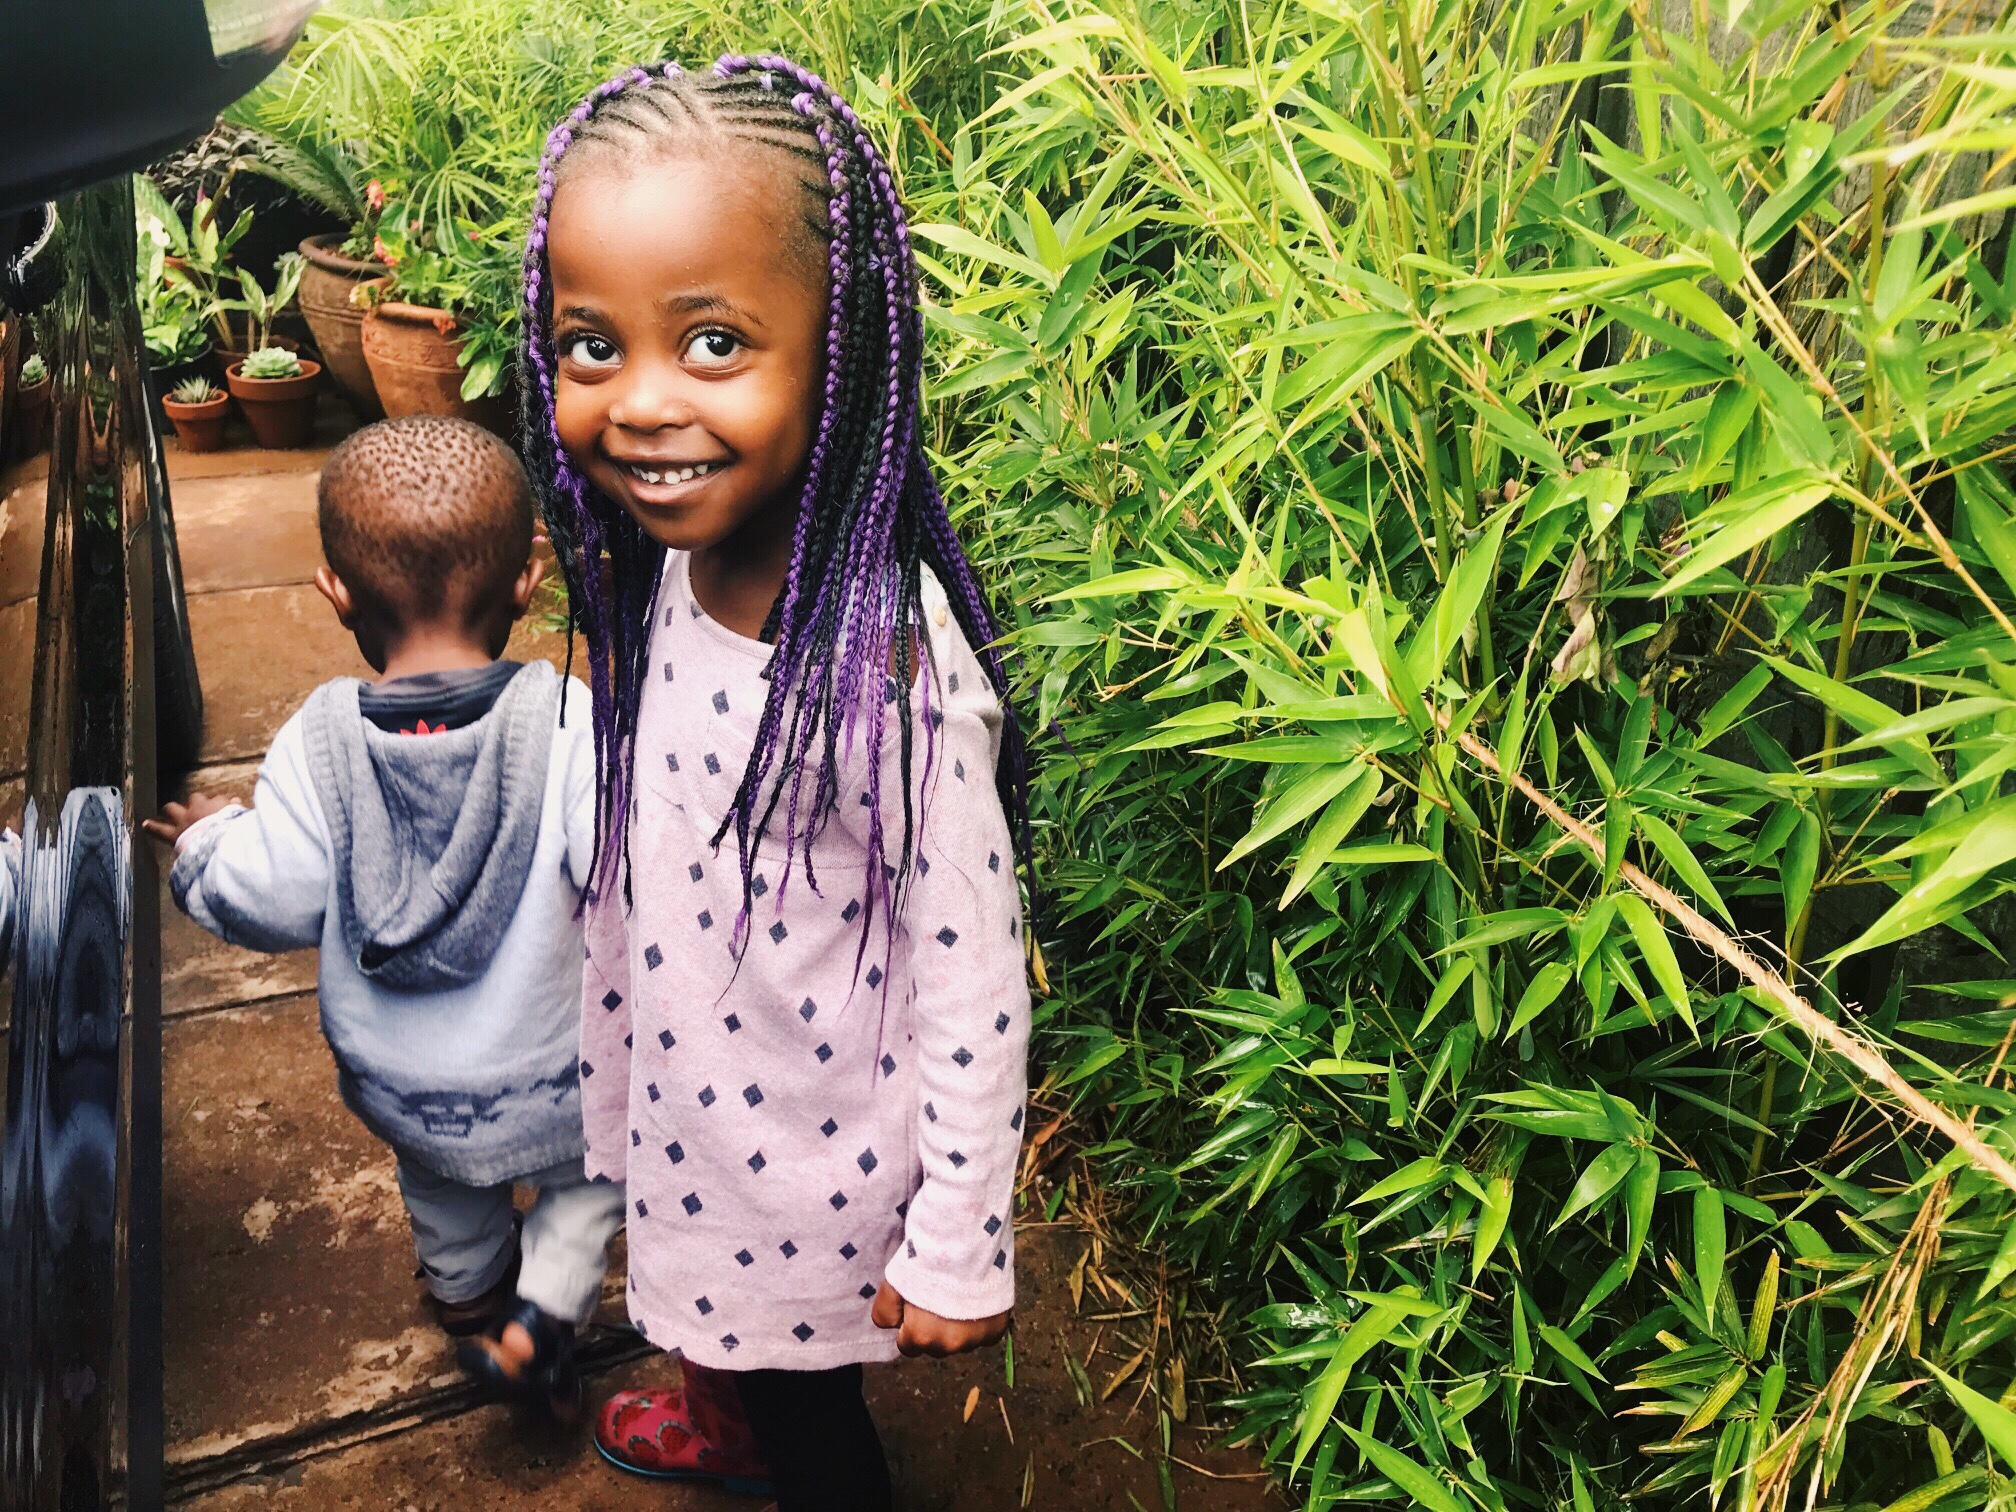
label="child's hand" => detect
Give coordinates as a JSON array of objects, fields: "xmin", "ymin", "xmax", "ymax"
[
  {"xmin": 142, "ymin": 793, "xmax": 237, "ymax": 847},
  {"xmin": 870, "ymin": 1280, "xmax": 1010, "ymax": 1358}
]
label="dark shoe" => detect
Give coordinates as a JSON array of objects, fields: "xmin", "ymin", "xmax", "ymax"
[
  {"xmin": 457, "ymin": 1299, "xmax": 582, "ymax": 1423},
  {"xmin": 426, "ymin": 1244, "xmax": 521, "ymax": 1337}
]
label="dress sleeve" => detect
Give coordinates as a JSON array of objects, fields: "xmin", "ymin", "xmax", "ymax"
[
  {"xmin": 578, "ymin": 858, "xmax": 635, "ymax": 1187},
  {"xmin": 169, "ymin": 714, "xmax": 331, "ymax": 951},
  {"xmin": 862, "ymin": 590, "xmax": 1031, "ymax": 1322}
]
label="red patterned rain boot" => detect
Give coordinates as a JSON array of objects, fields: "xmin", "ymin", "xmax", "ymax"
[{"xmin": 594, "ymin": 1359, "xmax": 773, "ymax": 1494}]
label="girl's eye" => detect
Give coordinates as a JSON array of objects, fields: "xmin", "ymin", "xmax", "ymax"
[
  {"xmin": 685, "ymin": 330, "xmax": 741, "ymax": 367},
  {"xmin": 563, "ymin": 333, "xmax": 620, "ymax": 368}
]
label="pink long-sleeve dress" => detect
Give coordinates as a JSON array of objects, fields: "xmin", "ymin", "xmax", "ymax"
[{"xmin": 578, "ymin": 552, "xmax": 1030, "ymax": 1370}]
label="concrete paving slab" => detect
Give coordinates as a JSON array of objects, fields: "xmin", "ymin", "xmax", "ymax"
[
  {"xmin": 0, "ymin": 470, "xmax": 45, "ymax": 608},
  {"xmin": 173, "ymin": 473, "xmax": 324, "ymax": 596},
  {"xmin": 0, "ymin": 597, "xmax": 34, "ymax": 785}
]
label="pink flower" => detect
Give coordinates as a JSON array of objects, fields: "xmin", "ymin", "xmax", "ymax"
[
  {"xmin": 365, "ymin": 180, "xmax": 385, "ymax": 212},
  {"xmin": 372, "ymin": 236, "xmax": 400, "ymax": 267}
]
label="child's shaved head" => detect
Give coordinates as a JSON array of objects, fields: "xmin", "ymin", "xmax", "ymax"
[{"xmin": 317, "ymin": 417, "xmax": 533, "ymax": 632}]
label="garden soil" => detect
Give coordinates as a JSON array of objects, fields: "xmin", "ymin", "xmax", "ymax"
[{"xmin": 0, "ymin": 405, "xmax": 1280, "ymax": 1508}]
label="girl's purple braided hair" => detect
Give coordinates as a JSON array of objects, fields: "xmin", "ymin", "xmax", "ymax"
[{"xmin": 520, "ymin": 55, "xmax": 1036, "ymax": 964}]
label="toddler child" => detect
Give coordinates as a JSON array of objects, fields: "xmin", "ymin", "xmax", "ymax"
[
  {"xmin": 145, "ymin": 415, "xmax": 620, "ymax": 1419},
  {"xmin": 519, "ymin": 54, "xmax": 1036, "ymax": 1511}
]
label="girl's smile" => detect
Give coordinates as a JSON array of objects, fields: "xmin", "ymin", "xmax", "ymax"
[{"xmin": 547, "ymin": 156, "xmax": 826, "ymax": 594}]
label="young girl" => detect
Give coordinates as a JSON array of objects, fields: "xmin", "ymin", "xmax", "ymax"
[{"xmin": 509, "ymin": 54, "xmax": 1034, "ymax": 1511}]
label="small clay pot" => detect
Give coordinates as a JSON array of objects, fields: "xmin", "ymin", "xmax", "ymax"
[
  {"xmin": 13, "ymin": 374, "xmax": 51, "ymax": 459},
  {"xmin": 298, "ymin": 233, "xmax": 384, "ymax": 420},
  {"xmin": 359, "ymin": 282, "xmax": 508, "ymax": 436},
  {"xmin": 162, "ymin": 391, "xmax": 232, "ymax": 453},
  {"xmin": 226, "ymin": 357, "xmax": 321, "ymax": 449}
]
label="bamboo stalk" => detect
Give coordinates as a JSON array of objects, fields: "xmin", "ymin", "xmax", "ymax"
[{"xmin": 1444, "ymin": 717, "xmax": 2016, "ymax": 1200}]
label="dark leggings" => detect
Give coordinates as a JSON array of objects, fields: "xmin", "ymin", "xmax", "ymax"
[{"xmin": 735, "ymin": 1363, "xmax": 894, "ymax": 1512}]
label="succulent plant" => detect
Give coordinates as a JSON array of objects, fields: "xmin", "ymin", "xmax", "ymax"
[
  {"xmin": 239, "ymin": 346, "xmax": 302, "ymax": 381},
  {"xmin": 20, "ymin": 354, "xmax": 47, "ymax": 386},
  {"xmin": 171, "ymin": 377, "xmax": 224, "ymax": 405}
]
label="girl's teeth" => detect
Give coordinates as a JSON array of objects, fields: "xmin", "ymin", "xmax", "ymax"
[{"xmin": 630, "ymin": 462, "xmax": 715, "ymax": 485}]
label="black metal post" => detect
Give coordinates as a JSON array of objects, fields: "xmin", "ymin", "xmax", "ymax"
[{"xmin": 1, "ymin": 178, "xmax": 166, "ymax": 1512}]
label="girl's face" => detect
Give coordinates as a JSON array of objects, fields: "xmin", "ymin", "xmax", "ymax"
[{"xmin": 547, "ymin": 155, "xmax": 827, "ymax": 558}]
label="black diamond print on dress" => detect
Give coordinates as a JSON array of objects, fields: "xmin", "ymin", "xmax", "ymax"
[
  {"xmin": 842, "ymin": 899, "xmax": 860, "ymax": 923},
  {"xmin": 663, "ymin": 662, "xmax": 675, "ymax": 681},
  {"xmin": 631, "ymin": 1129, "xmax": 641, "ymax": 1147},
  {"xmin": 691, "ymin": 601, "xmax": 703, "ymax": 618},
  {"xmin": 880, "ymin": 1053, "xmax": 897, "ymax": 1076},
  {"xmin": 949, "ymin": 672, "xmax": 960, "ymax": 692},
  {"xmin": 666, "ymin": 752, "xmax": 681, "ymax": 773},
  {"xmin": 994, "ymin": 1249, "xmax": 1008, "ymax": 1270},
  {"xmin": 659, "ymin": 1029, "xmax": 675, "ymax": 1050},
  {"xmin": 859, "ymin": 791, "xmax": 872, "ymax": 807},
  {"xmin": 698, "ymin": 910, "xmax": 714, "ymax": 931},
  {"xmin": 793, "ymin": 1322, "xmax": 815, "ymax": 1343},
  {"xmin": 736, "ymin": 1249, "xmax": 754, "ymax": 1268},
  {"xmin": 952, "ymin": 1047, "xmax": 974, "ymax": 1068},
  {"xmin": 866, "ymin": 966, "xmax": 883, "ymax": 989},
  {"xmin": 696, "ymin": 1296, "xmax": 713, "ymax": 1315},
  {"xmin": 800, "ymin": 997, "xmax": 818, "ymax": 1021},
  {"xmin": 644, "ymin": 943, "xmax": 664, "ymax": 970},
  {"xmin": 635, "ymin": 1199, "xmax": 648, "ymax": 1217},
  {"xmin": 602, "ymin": 988, "xmax": 623, "ymax": 1011},
  {"xmin": 840, "ymin": 1242, "xmax": 858, "ymax": 1259},
  {"xmin": 858, "ymin": 1148, "xmax": 878, "ymax": 1175},
  {"xmin": 924, "ymin": 1101, "xmax": 937, "ymax": 1122},
  {"xmin": 769, "ymin": 921, "xmax": 789, "ymax": 944},
  {"xmin": 985, "ymin": 1214, "xmax": 1002, "ymax": 1236},
  {"xmin": 689, "ymin": 861, "xmax": 704, "ymax": 882},
  {"xmin": 996, "ymin": 1012, "xmax": 1012, "ymax": 1035},
  {"xmin": 698, "ymin": 1086, "xmax": 716, "ymax": 1107},
  {"xmin": 625, "ymin": 1033, "xmax": 633, "ymax": 1049},
  {"xmin": 816, "ymin": 1043, "xmax": 833, "ymax": 1063},
  {"xmin": 917, "ymin": 855, "xmax": 930, "ymax": 877},
  {"xmin": 724, "ymin": 1013, "xmax": 742, "ymax": 1033},
  {"xmin": 936, "ymin": 926, "xmax": 959, "ymax": 948},
  {"xmin": 647, "ymin": 1083, "xmax": 661, "ymax": 1102},
  {"xmin": 682, "ymin": 1192, "xmax": 703, "ymax": 1215},
  {"xmin": 884, "ymin": 676, "xmax": 899, "ymax": 703},
  {"xmin": 748, "ymin": 1151, "xmax": 767, "ymax": 1173},
  {"xmin": 580, "ymin": 1060, "xmax": 594, "ymax": 1077},
  {"xmin": 780, "ymin": 1240, "xmax": 798, "ymax": 1259},
  {"xmin": 955, "ymin": 759, "xmax": 966, "ymax": 781},
  {"xmin": 859, "ymin": 1283, "xmax": 878, "ymax": 1300},
  {"xmin": 829, "ymin": 1191, "xmax": 848, "ymax": 1210},
  {"xmin": 704, "ymin": 752, "xmax": 722, "ymax": 775},
  {"xmin": 666, "ymin": 1141, "xmax": 684, "ymax": 1163},
  {"xmin": 721, "ymin": 1333, "xmax": 739, "ymax": 1351},
  {"xmin": 820, "ymin": 1118, "xmax": 838, "ymax": 1137},
  {"xmin": 751, "ymin": 874, "xmax": 768, "ymax": 898},
  {"xmin": 896, "ymin": 1200, "xmax": 909, "ymax": 1219},
  {"xmin": 989, "ymin": 851, "xmax": 1001, "ymax": 873},
  {"xmin": 930, "ymin": 709, "xmax": 945, "ymax": 730},
  {"xmin": 712, "ymin": 690, "xmax": 730, "ymax": 714},
  {"xmin": 949, "ymin": 1150, "xmax": 968, "ymax": 1168},
  {"xmin": 906, "ymin": 1239, "xmax": 917, "ymax": 1259},
  {"xmin": 1011, "ymin": 919, "xmax": 1019, "ymax": 937},
  {"xmin": 1011, "ymin": 1107, "xmax": 1024, "ymax": 1130},
  {"xmin": 743, "ymin": 1083, "xmax": 764, "ymax": 1107}
]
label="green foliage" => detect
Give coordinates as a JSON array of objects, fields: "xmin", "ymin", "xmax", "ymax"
[
  {"xmin": 170, "ymin": 377, "xmax": 225, "ymax": 405},
  {"xmin": 885, "ymin": 1, "xmax": 2016, "ymax": 1508},
  {"xmin": 238, "ymin": 346, "xmax": 304, "ymax": 380},
  {"xmin": 18, "ymin": 354, "xmax": 46, "ymax": 388},
  {"xmin": 135, "ymin": 172, "xmax": 256, "ymax": 354}
]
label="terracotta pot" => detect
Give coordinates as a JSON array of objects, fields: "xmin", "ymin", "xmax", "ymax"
[
  {"xmin": 13, "ymin": 376, "xmax": 51, "ymax": 460},
  {"xmin": 298, "ymin": 234, "xmax": 384, "ymax": 419},
  {"xmin": 360, "ymin": 284, "xmax": 509, "ymax": 436},
  {"xmin": 146, "ymin": 348, "xmax": 224, "ymax": 432},
  {"xmin": 162, "ymin": 391, "xmax": 233, "ymax": 453},
  {"xmin": 226, "ymin": 358, "xmax": 321, "ymax": 449}
]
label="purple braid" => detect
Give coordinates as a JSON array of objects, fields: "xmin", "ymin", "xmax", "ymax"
[{"xmin": 519, "ymin": 53, "xmax": 1037, "ymax": 972}]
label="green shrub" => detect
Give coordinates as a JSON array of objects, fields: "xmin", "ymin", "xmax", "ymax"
[
  {"xmin": 900, "ymin": 1, "xmax": 2016, "ymax": 1507},
  {"xmin": 19, "ymin": 354, "xmax": 46, "ymax": 387},
  {"xmin": 239, "ymin": 346, "xmax": 304, "ymax": 380}
]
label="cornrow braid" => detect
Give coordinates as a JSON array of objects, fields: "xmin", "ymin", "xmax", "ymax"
[{"xmin": 520, "ymin": 54, "xmax": 1036, "ymax": 973}]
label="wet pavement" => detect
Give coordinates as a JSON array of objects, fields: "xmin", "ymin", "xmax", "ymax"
[{"xmin": 3, "ymin": 400, "xmax": 1279, "ymax": 1509}]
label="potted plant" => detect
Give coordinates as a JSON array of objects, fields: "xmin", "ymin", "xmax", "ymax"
[
  {"xmin": 226, "ymin": 345, "xmax": 320, "ymax": 449},
  {"xmin": 14, "ymin": 353, "xmax": 51, "ymax": 459},
  {"xmin": 357, "ymin": 205, "xmax": 513, "ymax": 436},
  {"xmin": 161, "ymin": 376, "xmax": 232, "ymax": 453}
]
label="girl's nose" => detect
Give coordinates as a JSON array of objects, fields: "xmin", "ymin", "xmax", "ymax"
[{"xmin": 607, "ymin": 363, "xmax": 699, "ymax": 433}]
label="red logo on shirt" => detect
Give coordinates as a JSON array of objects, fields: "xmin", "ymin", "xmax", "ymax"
[{"xmin": 398, "ymin": 718, "xmax": 447, "ymax": 737}]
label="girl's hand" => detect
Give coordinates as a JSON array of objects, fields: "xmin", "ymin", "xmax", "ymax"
[
  {"xmin": 870, "ymin": 1280, "xmax": 1009, "ymax": 1358},
  {"xmin": 142, "ymin": 793, "xmax": 237, "ymax": 847}
]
